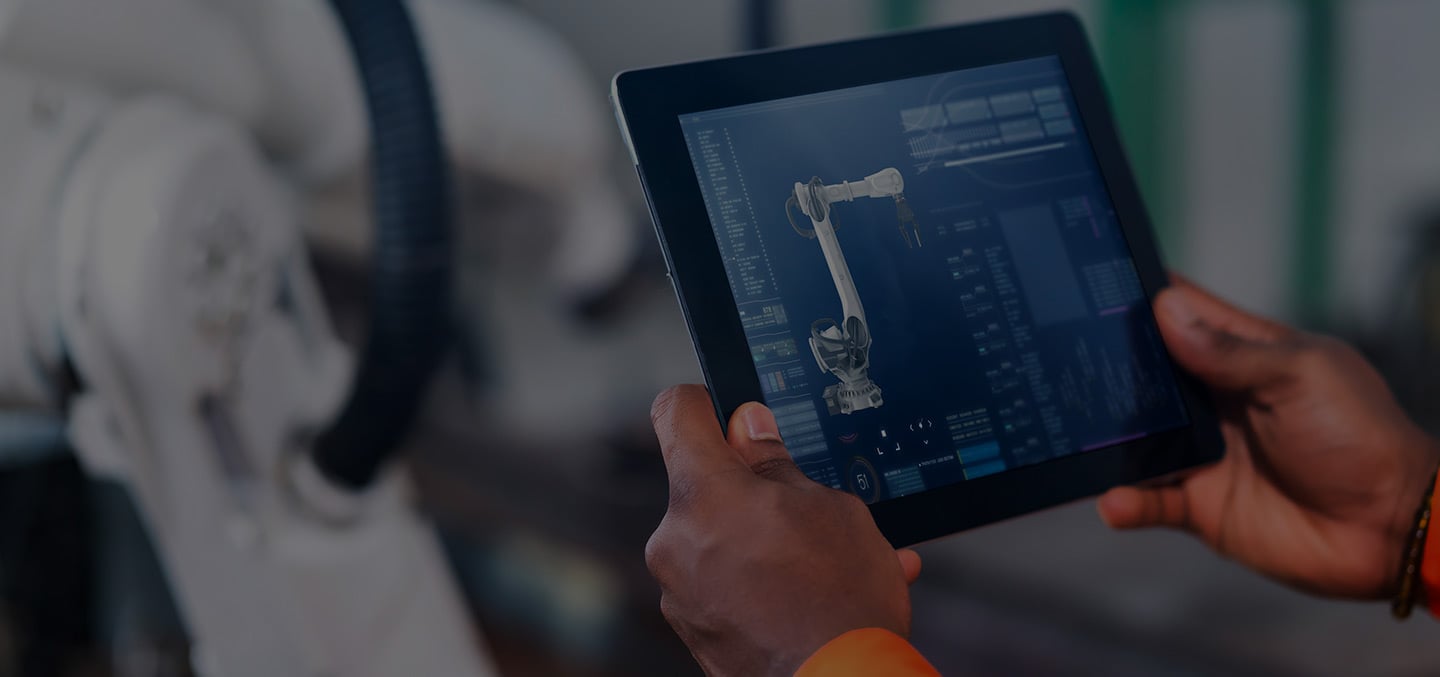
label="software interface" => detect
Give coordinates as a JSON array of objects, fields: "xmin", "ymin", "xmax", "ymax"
[{"xmin": 679, "ymin": 56, "xmax": 1188, "ymax": 504}]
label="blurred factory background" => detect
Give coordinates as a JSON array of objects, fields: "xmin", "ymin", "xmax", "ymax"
[{"xmin": 1, "ymin": 0, "xmax": 1439, "ymax": 675}]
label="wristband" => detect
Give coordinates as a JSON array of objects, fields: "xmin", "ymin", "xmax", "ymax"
[{"xmin": 1400, "ymin": 469, "xmax": 1440, "ymax": 618}]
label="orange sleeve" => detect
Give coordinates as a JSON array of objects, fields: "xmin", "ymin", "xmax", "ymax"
[
  {"xmin": 1423, "ymin": 467, "xmax": 1440, "ymax": 617},
  {"xmin": 794, "ymin": 628, "xmax": 939, "ymax": 677}
]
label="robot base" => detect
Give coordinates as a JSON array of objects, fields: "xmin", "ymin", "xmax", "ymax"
[{"xmin": 823, "ymin": 380, "xmax": 883, "ymax": 416}]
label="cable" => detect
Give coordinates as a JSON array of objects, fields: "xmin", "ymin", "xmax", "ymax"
[
  {"xmin": 789, "ymin": 177, "xmax": 838, "ymax": 239},
  {"xmin": 786, "ymin": 194, "xmax": 815, "ymax": 239},
  {"xmin": 312, "ymin": 0, "xmax": 453, "ymax": 490}
]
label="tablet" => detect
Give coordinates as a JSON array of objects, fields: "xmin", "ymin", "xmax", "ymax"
[{"xmin": 613, "ymin": 12, "xmax": 1223, "ymax": 546}]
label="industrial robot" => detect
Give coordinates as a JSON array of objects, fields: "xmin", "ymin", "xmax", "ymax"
[
  {"xmin": 0, "ymin": 0, "xmax": 633, "ymax": 674},
  {"xmin": 787, "ymin": 168, "xmax": 920, "ymax": 415}
]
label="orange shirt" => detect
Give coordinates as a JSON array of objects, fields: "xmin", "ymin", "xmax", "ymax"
[{"xmin": 794, "ymin": 628, "xmax": 938, "ymax": 677}]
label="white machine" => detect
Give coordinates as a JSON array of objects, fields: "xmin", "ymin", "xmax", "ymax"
[
  {"xmin": 0, "ymin": 0, "xmax": 633, "ymax": 674},
  {"xmin": 787, "ymin": 168, "xmax": 920, "ymax": 415}
]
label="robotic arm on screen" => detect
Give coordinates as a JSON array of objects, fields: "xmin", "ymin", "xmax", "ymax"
[{"xmin": 787, "ymin": 167, "xmax": 920, "ymax": 415}]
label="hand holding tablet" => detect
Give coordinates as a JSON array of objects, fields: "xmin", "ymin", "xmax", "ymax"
[
  {"xmin": 625, "ymin": 11, "xmax": 1440, "ymax": 675},
  {"xmin": 647, "ymin": 279, "xmax": 1440, "ymax": 674},
  {"xmin": 615, "ymin": 12, "xmax": 1223, "ymax": 544}
]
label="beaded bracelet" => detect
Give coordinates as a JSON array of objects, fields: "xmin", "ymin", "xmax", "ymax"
[{"xmin": 1392, "ymin": 473, "xmax": 1437, "ymax": 619}]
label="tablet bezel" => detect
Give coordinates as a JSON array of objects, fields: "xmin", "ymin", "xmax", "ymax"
[{"xmin": 613, "ymin": 11, "xmax": 1224, "ymax": 547}]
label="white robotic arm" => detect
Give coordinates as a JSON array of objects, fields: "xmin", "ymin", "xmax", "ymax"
[
  {"xmin": 0, "ymin": 66, "xmax": 496, "ymax": 677},
  {"xmin": 0, "ymin": 0, "xmax": 640, "ymax": 671},
  {"xmin": 0, "ymin": 1, "xmax": 505, "ymax": 674},
  {"xmin": 789, "ymin": 167, "xmax": 919, "ymax": 416},
  {"xmin": 819, "ymin": 167, "xmax": 906, "ymax": 203},
  {"xmin": 0, "ymin": 0, "xmax": 636, "ymax": 301}
]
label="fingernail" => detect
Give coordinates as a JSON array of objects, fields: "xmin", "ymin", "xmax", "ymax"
[
  {"xmin": 740, "ymin": 403, "xmax": 782, "ymax": 443},
  {"xmin": 1156, "ymin": 288, "xmax": 1197, "ymax": 328},
  {"xmin": 1096, "ymin": 491, "xmax": 1121, "ymax": 526}
]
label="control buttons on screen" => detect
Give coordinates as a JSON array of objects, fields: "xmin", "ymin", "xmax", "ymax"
[{"xmin": 847, "ymin": 456, "xmax": 881, "ymax": 504}]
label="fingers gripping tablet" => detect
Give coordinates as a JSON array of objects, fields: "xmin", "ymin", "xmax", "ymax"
[{"xmin": 614, "ymin": 13, "xmax": 1223, "ymax": 545}]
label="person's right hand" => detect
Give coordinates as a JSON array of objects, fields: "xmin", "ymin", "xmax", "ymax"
[
  {"xmin": 1099, "ymin": 278, "xmax": 1440, "ymax": 599},
  {"xmin": 646, "ymin": 386, "xmax": 920, "ymax": 676}
]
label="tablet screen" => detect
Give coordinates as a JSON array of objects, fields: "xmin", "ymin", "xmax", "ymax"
[{"xmin": 677, "ymin": 56, "xmax": 1189, "ymax": 503}]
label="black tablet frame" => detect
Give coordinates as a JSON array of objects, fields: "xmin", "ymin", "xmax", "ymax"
[{"xmin": 613, "ymin": 11, "xmax": 1224, "ymax": 547}]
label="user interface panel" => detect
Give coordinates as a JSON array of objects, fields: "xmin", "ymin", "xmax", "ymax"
[{"xmin": 678, "ymin": 56, "xmax": 1189, "ymax": 504}]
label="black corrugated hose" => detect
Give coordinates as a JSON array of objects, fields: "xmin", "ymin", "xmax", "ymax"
[{"xmin": 313, "ymin": 0, "xmax": 453, "ymax": 490}]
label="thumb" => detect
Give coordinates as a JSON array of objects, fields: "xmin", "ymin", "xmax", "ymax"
[
  {"xmin": 727, "ymin": 402, "xmax": 809, "ymax": 485},
  {"xmin": 1097, "ymin": 485, "xmax": 1193, "ymax": 532},
  {"xmin": 897, "ymin": 548, "xmax": 922, "ymax": 585},
  {"xmin": 1154, "ymin": 286, "xmax": 1296, "ymax": 392}
]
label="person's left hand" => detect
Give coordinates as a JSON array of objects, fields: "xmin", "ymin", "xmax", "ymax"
[{"xmin": 646, "ymin": 385, "xmax": 921, "ymax": 677}]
